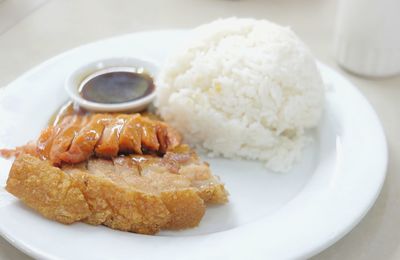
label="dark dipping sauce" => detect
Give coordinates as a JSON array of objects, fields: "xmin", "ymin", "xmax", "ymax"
[{"xmin": 79, "ymin": 70, "xmax": 154, "ymax": 104}]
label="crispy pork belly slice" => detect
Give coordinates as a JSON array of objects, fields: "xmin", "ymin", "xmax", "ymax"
[
  {"xmin": 77, "ymin": 156, "xmax": 207, "ymax": 230},
  {"xmin": 6, "ymin": 144, "xmax": 228, "ymax": 234},
  {"xmin": 126, "ymin": 145, "xmax": 228, "ymax": 204},
  {"xmin": 8, "ymin": 154, "xmax": 173, "ymax": 234},
  {"xmin": 137, "ymin": 146, "xmax": 229, "ymax": 204},
  {"xmin": 6, "ymin": 154, "xmax": 90, "ymax": 224},
  {"xmin": 70, "ymin": 170, "xmax": 171, "ymax": 234}
]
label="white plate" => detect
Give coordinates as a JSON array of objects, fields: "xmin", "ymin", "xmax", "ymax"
[{"xmin": 0, "ymin": 31, "xmax": 387, "ymax": 260}]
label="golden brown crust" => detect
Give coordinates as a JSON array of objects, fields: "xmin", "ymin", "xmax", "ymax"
[
  {"xmin": 5, "ymin": 154, "xmax": 226, "ymax": 234},
  {"xmin": 71, "ymin": 171, "xmax": 170, "ymax": 234},
  {"xmin": 6, "ymin": 155, "xmax": 90, "ymax": 224},
  {"xmin": 198, "ymin": 184, "xmax": 229, "ymax": 204},
  {"xmin": 161, "ymin": 189, "xmax": 205, "ymax": 229}
]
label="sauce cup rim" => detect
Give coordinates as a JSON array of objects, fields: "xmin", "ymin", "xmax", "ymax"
[{"xmin": 65, "ymin": 57, "xmax": 159, "ymax": 112}]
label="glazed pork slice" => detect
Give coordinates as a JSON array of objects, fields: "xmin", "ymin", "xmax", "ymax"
[
  {"xmin": 49, "ymin": 115, "xmax": 89, "ymax": 165},
  {"xmin": 0, "ymin": 113, "xmax": 182, "ymax": 165},
  {"xmin": 117, "ymin": 114, "xmax": 142, "ymax": 154},
  {"xmin": 94, "ymin": 116, "xmax": 124, "ymax": 158},
  {"xmin": 6, "ymin": 145, "xmax": 228, "ymax": 234},
  {"xmin": 58, "ymin": 114, "xmax": 108, "ymax": 164}
]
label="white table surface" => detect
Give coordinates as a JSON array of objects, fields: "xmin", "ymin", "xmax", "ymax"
[{"xmin": 0, "ymin": 0, "xmax": 399, "ymax": 259}]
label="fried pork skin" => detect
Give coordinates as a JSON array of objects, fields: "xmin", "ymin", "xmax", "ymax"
[{"xmin": 6, "ymin": 145, "xmax": 228, "ymax": 234}]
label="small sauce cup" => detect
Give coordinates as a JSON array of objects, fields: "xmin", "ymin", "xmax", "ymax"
[{"xmin": 65, "ymin": 57, "xmax": 159, "ymax": 112}]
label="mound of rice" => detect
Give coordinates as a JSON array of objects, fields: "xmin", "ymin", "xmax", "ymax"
[{"xmin": 156, "ymin": 18, "xmax": 324, "ymax": 172}]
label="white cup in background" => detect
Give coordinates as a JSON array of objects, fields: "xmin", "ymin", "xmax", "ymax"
[{"xmin": 335, "ymin": 0, "xmax": 400, "ymax": 78}]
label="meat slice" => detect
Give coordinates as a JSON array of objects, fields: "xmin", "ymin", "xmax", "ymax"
[
  {"xmin": 36, "ymin": 126, "xmax": 56, "ymax": 160},
  {"xmin": 5, "ymin": 154, "xmax": 90, "ymax": 224},
  {"xmin": 156, "ymin": 124, "xmax": 169, "ymax": 154},
  {"xmin": 5, "ymin": 144, "xmax": 228, "ymax": 234},
  {"xmin": 165, "ymin": 125, "xmax": 182, "ymax": 148},
  {"xmin": 1, "ymin": 113, "xmax": 182, "ymax": 165},
  {"xmin": 112, "ymin": 156, "xmax": 140, "ymax": 176},
  {"xmin": 58, "ymin": 114, "xmax": 106, "ymax": 163},
  {"xmin": 95, "ymin": 117, "xmax": 125, "ymax": 158},
  {"xmin": 49, "ymin": 115, "xmax": 88, "ymax": 165},
  {"xmin": 136, "ymin": 116, "xmax": 160, "ymax": 152},
  {"xmin": 0, "ymin": 142, "xmax": 37, "ymax": 159},
  {"xmin": 36, "ymin": 115, "xmax": 75, "ymax": 160},
  {"xmin": 118, "ymin": 114, "xmax": 142, "ymax": 154}
]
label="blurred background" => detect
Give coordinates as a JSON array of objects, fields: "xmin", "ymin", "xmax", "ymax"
[{"xmin": 0, "ymin": 0, "xmax": 399, "ymax": 259}]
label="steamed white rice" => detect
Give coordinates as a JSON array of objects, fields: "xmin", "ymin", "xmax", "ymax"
[{"xmin": 156, "ymin": 18, "xmax": 324, "ymax": 172}]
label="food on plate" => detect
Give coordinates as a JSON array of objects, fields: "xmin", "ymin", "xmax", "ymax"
[
  {"xmin": 1, "ymin": 17, "xmax": 326, "ymax": 235},
  {"xmin": 2, "ymin": 112, "xmax": 228, "ymax": 234},
  {"xmin": 156, "ymin": 18, "xmax": 325, "ymax": 172},
  {"xmin": 2, "ymin": 113, "xmax": 181, "ymax": 165}
]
